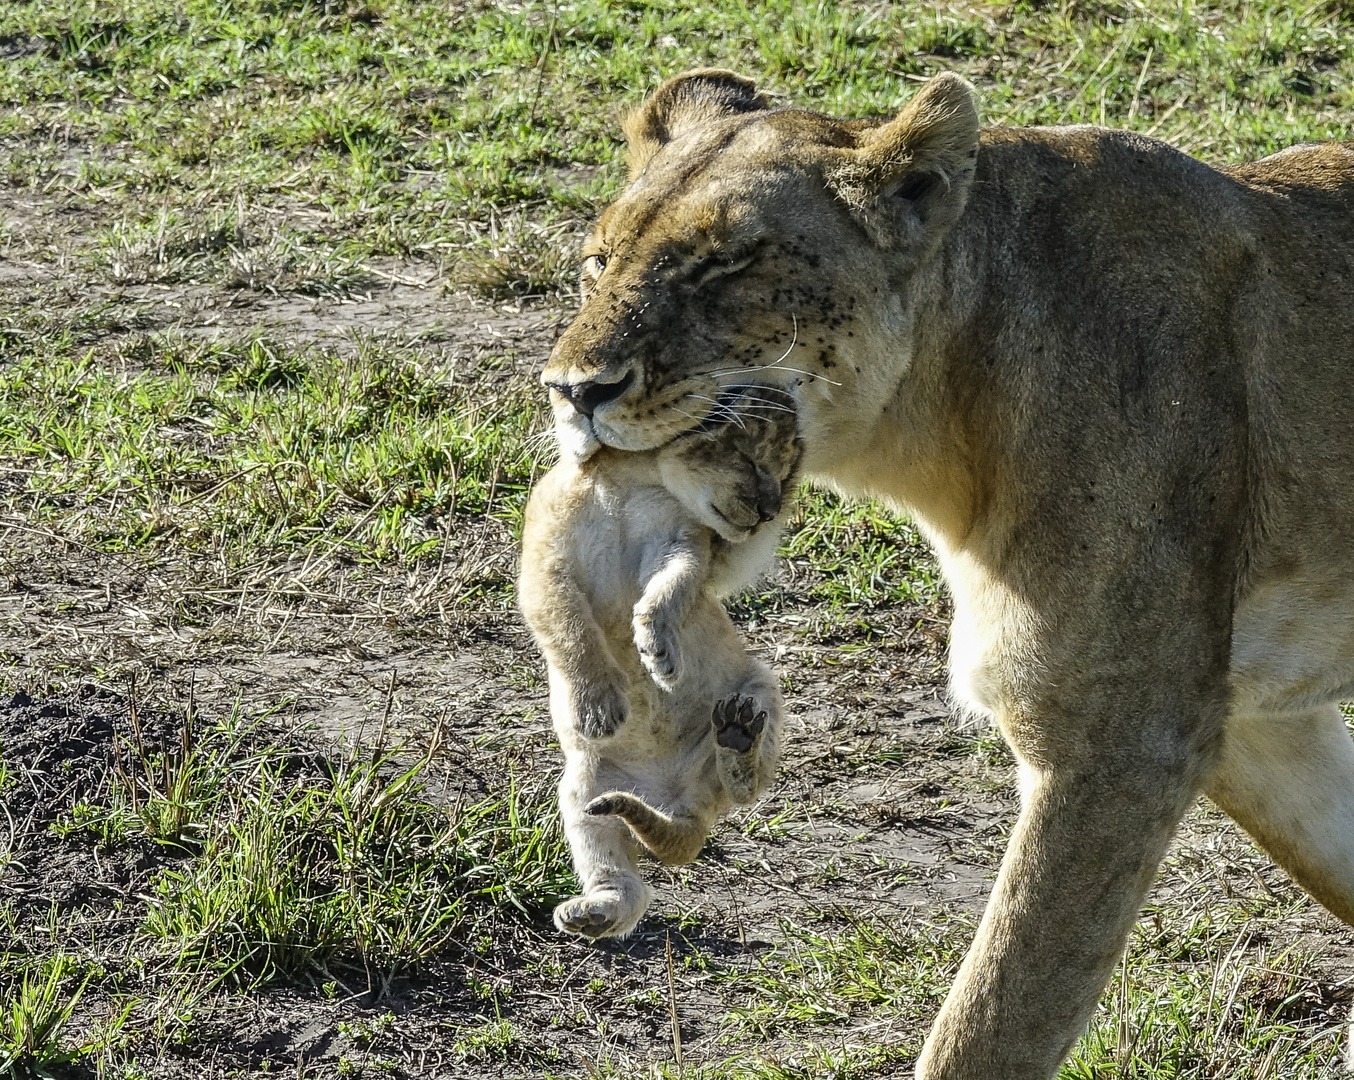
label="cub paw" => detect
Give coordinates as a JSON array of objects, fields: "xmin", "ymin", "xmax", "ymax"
[
  {"xmin": 573, "ymin": 682, "xmax": 628, "ymax": 739},
  {"xmin": 712, "ymin": 694, "xmax": 767, "ymax": 754},
  {"xmin": 633, "ymin": 612, "xmax": 682, "ymax": 691},
  {"xmin": 553, "ymin": 895, "xmax": 630, "ymax": 938},
  {"xmin": 553, "ymin": 882, "xmax": 650, "ymax": 939}
]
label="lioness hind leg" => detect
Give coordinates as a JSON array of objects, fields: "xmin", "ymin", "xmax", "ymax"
[
  {"xmin": 1206, "ymin": 705, "xmax": 1354, "ymax": 925},
  {"xmin": 587, "ymin": 791, "xmax": 710, "ymax": 865}
]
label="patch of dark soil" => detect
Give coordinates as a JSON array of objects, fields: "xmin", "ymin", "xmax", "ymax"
[
  {"xmin": 0, "ymin": 37, "xmax": 45, "ymax": 62},
  {"xmin": 0, "ymin": 686, "xmax": 182, "ymax": 923}
]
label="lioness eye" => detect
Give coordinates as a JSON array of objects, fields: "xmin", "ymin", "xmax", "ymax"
[
  {"xmin": 582, "ymin": 253, "xmax": 607, "ymax": 277},
  {"xmin": 693, "ymin": 251, "xmax": 755, "ymax": 286}
]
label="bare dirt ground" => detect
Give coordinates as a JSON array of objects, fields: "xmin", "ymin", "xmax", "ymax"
[{"xmin": 2, "ymin": 185, "xmax": 1351, "ymax": 1078}]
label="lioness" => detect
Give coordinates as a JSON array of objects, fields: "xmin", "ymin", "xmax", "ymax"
[
  {"xmin": 519, "ymin": 387, "xmax": 799, "ymax": 938},
  {"xmin": 539, "ymin": 69, "xmax": 1354, "ymax": 1078}
]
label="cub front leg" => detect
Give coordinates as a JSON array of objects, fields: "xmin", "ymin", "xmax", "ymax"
[
  {"xmin": 633, "ymin": 526, "xmax": 709, "ymax": 691},
  {"xmin": 520, "ymin": 541, "xmax": 630, "ymax": 739}
]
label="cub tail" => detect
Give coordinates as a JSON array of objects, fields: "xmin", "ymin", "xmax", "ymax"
[{"xmin": 586, "ymin": 791, "xmax": 709, "ymax": 865}]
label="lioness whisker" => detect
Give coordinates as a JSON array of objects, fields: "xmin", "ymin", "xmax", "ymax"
[
  {"xmin": 717, "ymin": 362, "xmax": 842, "ymax": 387},
  {"xmin": 704, "ymin": 360, "xmax": 842, "ymax": 386},
  {"xmin": 716, "ymin": 383, "xmax": 797, "ymax": 398},
  {"xmin": 685, "ymin": 395, "xmax": 750, "ymax": 429},
  {"xmin": 721, "ymin": 399, "xmax": 797, "ymax": 416}
]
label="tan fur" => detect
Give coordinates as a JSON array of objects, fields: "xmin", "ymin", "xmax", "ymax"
[
  {"xmin": 519, "ymin": 391, "xmax": 800, "ymax": 938},
  {"xmin": 540, "ymin": 69, "xmax": 1354, "ymax": 1076}
]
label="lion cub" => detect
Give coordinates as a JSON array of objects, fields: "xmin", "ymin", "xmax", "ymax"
[{"xmin": 519, "ymin": 389, "xmax": 801, "ymax": 938}]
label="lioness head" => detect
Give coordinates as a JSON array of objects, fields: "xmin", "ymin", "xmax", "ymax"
[{"xmin": 542, "ymin": 69, "xmax": 979, "ymax": 468}]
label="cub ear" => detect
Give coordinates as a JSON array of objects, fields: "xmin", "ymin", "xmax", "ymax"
[
  {"xmin": 623, "ymin": 69, "xmax": 769, "ymax": 180},
  {"xmin": 829, "ymin": 72, "xmax": 980, "ymax": 253}
]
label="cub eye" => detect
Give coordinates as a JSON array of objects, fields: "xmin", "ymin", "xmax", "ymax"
[{"xmin": 582, "ymin": 253, "xmax": 607, "ymax": 278}]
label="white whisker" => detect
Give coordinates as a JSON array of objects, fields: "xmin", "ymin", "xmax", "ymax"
[
  {"xmin": 717, "ymin": 363, "xmax": 842, "ymax": 387},
  {"xmin": 716, "ymin": 382, "xmax": 798, "ymax": 398},
  {"xmin": 721, "ymin": 399, "xmax": 797, "ymax": 414},
  {"xmin": 686, "ymin": 394, "xmax": 749, "ymax": 428},
  {"xmin": 699, "ymin": 317, "xmax": 843, "ymax": 387}
]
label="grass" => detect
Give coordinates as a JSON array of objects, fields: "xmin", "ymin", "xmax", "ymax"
[
  {"xmin": 0, "ymin": 955, "xmax": 100, "ymax": 1076},
  {"xmin": 0, "ymin": 686, "xmax": 574, "ymax": 1070},
  {"xmin": 0, "ymin": 328, "xmax": 543, "ymax": 568},
  {"xmin": 696, "ymin": 899, "xmax": 1346, "ymax": 1079},
  {"xmin": 100, "ymin": 701, "xmax": 575, "ymax": 989},
  {"xmin": 1, "ymin": 0, "xmax": 1351, "ymax": 1076},
  {"xmin": 143, "ymin": 754, "xmax": 569, "ymax": 986}
]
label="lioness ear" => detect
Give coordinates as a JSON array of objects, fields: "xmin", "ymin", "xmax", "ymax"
[
  {"xmin": 623, "ymin": 69, "xmax": 769, "ymax": 180},
  {"xmin": 830, "ymin": 72, "xmax": 980, "ymax": 252}
]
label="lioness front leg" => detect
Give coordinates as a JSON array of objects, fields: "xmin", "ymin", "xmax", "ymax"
[{"xmin": 917, "ymin": 713, "xmax": 1215, "ymax": 1078}]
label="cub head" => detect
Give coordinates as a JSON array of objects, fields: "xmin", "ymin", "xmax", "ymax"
[
  {"xmin": 542, "ymin": 68, "xmax": 979, "ymax": 467},
  {"xmin": 657, "ymin": 384, "xmax": 803, "ymax": 542}
]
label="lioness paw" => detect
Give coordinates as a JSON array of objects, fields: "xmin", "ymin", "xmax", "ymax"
[
  {"xmin": 574, "ymin": 682, "xmax": 629, "ymax": 739},
  {"xmin": 712, "ymin": 694, "xmax": 767, "ymax": 754},
  {"xmin": 633, "ymin": 612, "xmax": 682, "ymax": 690}
]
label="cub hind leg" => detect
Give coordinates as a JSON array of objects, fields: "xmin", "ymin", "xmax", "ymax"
[
  {"xmin": 712, "ymin": 666, "xmax": 783, "ymax": 805},
  {"xmin": 554, "ymin": 767, "xmax": 653, "ymax": 938},
  {"xmin": 1206, "ymin": 705, "xmax": 1354, "ymax": 924}
]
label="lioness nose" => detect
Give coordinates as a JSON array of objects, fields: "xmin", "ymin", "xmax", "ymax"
[{"xmin": 546, "ymin": 372, "xmax": 634, "ymax": 416}]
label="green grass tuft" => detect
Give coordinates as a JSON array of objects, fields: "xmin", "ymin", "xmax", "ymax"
[{"xmin": 143, "ymin": 742, "xmax": 571, "ymax": 986}]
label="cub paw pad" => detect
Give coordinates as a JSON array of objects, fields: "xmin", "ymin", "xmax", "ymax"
[
  {"xmin": 712, "ymin": 694, "xmax": 767, "ymax": 753},
  {"xmin": 554, "ymin": 896, "xmax": 624, "ymax": 938}
]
